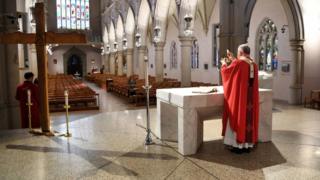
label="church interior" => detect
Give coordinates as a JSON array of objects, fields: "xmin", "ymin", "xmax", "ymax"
[{"xmin": 0, "ymin": 0, "xmax": 320, "ymax": 179}]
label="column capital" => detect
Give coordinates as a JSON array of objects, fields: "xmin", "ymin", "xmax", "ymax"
[
  {"xmin": 124, "ymin": 48, "xmax": 134, "ymax": 55},
  {"xmin": 109, "ymin": 52, "xmax": 116, "ymax": 56},
  {"xmin": 290, "ymin": 39, "xmax": 305, "ymax": 44},
  {"xmin": 117, "ymin": 50, "xmax": 124, "ymax": 55},
  {"xmin": 218, "ymin": 33, "xmax": 233, "ymax": 38},
  {"xmin": 179, "ymin": 36, "xmax": 195, "ymax": 47},
  {"xmin": 154, "ymin": 42, "xmax": 166, "ymax": 49},
  {"xmin": 138, "ymin": 46, "xmax": 148, "ymax": 52},
  {"xmin": 290, "ymin": 39, "xmax": 305, "ymax": 51}
]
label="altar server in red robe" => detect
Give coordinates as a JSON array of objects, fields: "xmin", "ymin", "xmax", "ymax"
[
  {"xmin": 221, "ymin": 44, "xmax": 259, "ymax": 153},
  {"xmin": 15, "ymin": 72, "xmax": 41, "ymax": 128}
]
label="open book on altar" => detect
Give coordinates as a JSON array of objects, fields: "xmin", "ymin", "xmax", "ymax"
[{"xmin": 192, "ymin": 87, "xmax": 218, "ymax": 94}]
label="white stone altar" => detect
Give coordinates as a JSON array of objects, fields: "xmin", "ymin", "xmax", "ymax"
[
  {"xmin": 258, "ymin": 71, "xmax": 273, "ymax": 89},
  {"xmin": 155, "ymin": 86, "xmax": 273, "ymax": 156}
]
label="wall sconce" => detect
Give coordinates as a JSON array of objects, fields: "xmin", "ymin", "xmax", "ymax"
[
  {"xmin": 46, "ymin": 44, "xmax": 53, "ymax": 55},
  {"xmin": 153, "ymin": 25, "xmax": 161, "ymax": 43},
  {"xmin": 122, "ymin": 38, "xmax": 128, "ymax": 50},
  {"xmin": 281, "ymin": 25, "xmax": 288, "ymax": 33},
  {"xmin": 135, "ymin": 33, "xmax": 141, "ymax": 47},
  {"xmin": 29, "ymin": 7, "xmax": 36, "ymax": 25},
  {"xmin": 184, "ymin": 14, "xmax": 193, "ymax": 36},
  {"xmin": 106, "ymin": 44, "xmax": 110, "ymax": 54},
  {"xmin": 113, "ymin": 42, "xmax": 118, "ymax": 52},
  {"xmin": 100, "ymin": 46, "xmax": 105, "ymax": 55}
]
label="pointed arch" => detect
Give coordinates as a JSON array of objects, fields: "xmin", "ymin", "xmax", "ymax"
[
  {"xmin": 280, "ymin": 0, "xmax": 304, "ymax": 40},
  {"xmin": 125, "ymin": 6, "xmax": 135, "ymax": 49},
  {"xmin": 137, "ymin": 0, "xmax": 151, "ymax": 46},
  {"xmin": 109, "ymin": 22, "xmax": 116, "ymax": 51},
  {"xmin": 154, "ymin": 0, "xmax": 177, "ymax": 42},
  {"xmin": 197, "ymin": 0, "xmax": 217, "ymax": 34},
  {"xmin": 116, "ymin": 15, "xmax": 124, "ymax": 49},
  {"xmin": 103, "ymin": 25, "xmax": 109, "ymax": 44},
  {"xmin": 179, "ymin": 0, "xmax": 198, "ymax": 35}
]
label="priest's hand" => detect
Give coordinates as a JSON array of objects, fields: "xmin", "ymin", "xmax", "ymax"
[
  {"xmin": 220, "ymin": 58, "xmax": 226, "ymax": 66},
  {"xmin": 226, "ymin": 49, "xmax": 235, "ymax": 61}
]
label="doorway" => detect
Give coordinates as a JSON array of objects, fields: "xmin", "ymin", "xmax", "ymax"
[
  {"xmin": 67, "ymin": 54, "xmax": 83, "ymax": 76},
  {"xmin": 63, "ymin": 47, "xmax": 87, "ymax": 76}
]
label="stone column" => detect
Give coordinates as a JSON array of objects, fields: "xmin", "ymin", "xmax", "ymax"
[
  {"xmin": 109, "ymin": 52, "xmax": 116, "ymax": 75},
  {"xmin": 219, "ymin": 0, "xmax": 249, "ymax": 55},
  {"xmin": 126, "ymin": 48, "xmax": 134, "ymax": 77},
  {"xmin": 0, "ymin": 0, "xmax": 41, "ymax": 129},
  {"xmin": 138, "ymin": 46, "xmax": 147, "ymax": 79},
  {"xmin": 117, "ymin": 51, "xmax": 123, "ymax": 76},
  {"xmin": 289, "ymin": 39, "xmax": 304, "ymax": 104},
  {"xmin": 2, "ymin": 18, "xmax": 23, "ymax": 129},
  {"xmin": 219, "ymin": 0, "xmax": 235, "ymax": 55},
  {"xmin": 154, "ymin": 42, "xmax": 165, "ymax": 82},
  {"xmin": 179, "ymin": 36, "xmax": 194, "ymax": 87},
  {"xmin": 104, "ymin": 54, "xmax": 109, "ymax": 73}
]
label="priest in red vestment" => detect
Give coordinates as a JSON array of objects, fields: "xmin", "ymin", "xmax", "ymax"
[
  {"xmin": 221, "ymin": 44, "xmax": 259, "ymax": 153},
  {"xmin": 15, "ymin": 72, "xmax": 41, "ymax": 128}
]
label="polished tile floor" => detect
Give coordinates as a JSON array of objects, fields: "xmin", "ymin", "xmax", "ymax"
[{"xmin": 0, "ymin": 83, "xmax": 320, "ymax": 180}]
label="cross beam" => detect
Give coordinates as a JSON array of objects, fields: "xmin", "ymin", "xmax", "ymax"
[
  {"xmin": 0, "ymin": 3, "xmax": 87, "ymax": 133},
  {"xmin": 0, "ymin": 32, "xmax": 86, "ymax": 44}
]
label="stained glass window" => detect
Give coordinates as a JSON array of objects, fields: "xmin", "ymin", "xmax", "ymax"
[
  {"xmin": 191, "ymin": 40, "xmax": 199, "ymax": 69},
  {"xmin": 257, "ymin": 19, "xmax": 278, "ymax": 72},
  {"xmin": 57, "ymin": 0, "xmax": 90, "ymax": 30},
  {"xmin": 170, "ymin": 41, "xmax": 178, "ymax": 69}
]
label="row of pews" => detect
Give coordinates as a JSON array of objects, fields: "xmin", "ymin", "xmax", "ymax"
[
  {"xmin": 85, "ymin": 73, "xmax": 111, "ymax": 89},
  {"xmin": 304, "ymin": 89, "xmax": 320, "ymax": 109},
  {"xmin": 48, "ymin": 74, "xmax": 99, "ymax": 112},
  {"xmin": 85, "ymin": 73, "xmax": 216, "ymax": 106}
]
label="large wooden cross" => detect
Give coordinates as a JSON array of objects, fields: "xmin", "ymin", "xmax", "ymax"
[{"xmin": 0, "ymin": 3, "xmax": 86, "ymax": 134}]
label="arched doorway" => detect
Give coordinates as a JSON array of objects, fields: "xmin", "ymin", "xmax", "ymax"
[
  {"xmin": 63, "ymin": 47, "xmax": 87, "ymax": 77},
  {"xmin": 67, "ymin": 54, "xmax": 83, "ymax": 76}
]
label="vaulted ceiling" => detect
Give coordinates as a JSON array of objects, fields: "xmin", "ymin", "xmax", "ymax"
[{"xmin": 101, "ymin": 0, "xmax": 217, "ymax": 32}]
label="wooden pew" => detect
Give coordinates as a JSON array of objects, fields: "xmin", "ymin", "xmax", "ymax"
[
  {"xmin": 305, "ymin": 90, "xmax": 320, "ymax": 109},
  {"xmin": 48, "ymin": 74, "xmax": 99, "ymax": 112}
]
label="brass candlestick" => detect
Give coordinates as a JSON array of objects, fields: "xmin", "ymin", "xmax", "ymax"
[
  {"xmin": 63, "ymin": 90, "xmax": 72, "ymax": 137},
  {"xmin": 26, "ymin": 90, "xmax": 34, "ymax": 133}
]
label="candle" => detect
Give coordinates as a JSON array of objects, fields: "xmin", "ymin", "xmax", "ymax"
[
  {"xmin": 27, "ymin": 90, "xmax": 31, "ymax": 104},
  {"xmin": 144, "ymin": 55, "xmax": 149, "ymax": 87},
  {"xmin": 64, "ymin": 90, "xmax": 69, "ymax": 106}
]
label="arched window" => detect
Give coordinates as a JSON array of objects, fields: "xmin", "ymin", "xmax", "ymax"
[
  {"xmin": 56, "ymin": 0, "xmax": 90, "ymax": 30},
  {"xmin": 170, "ymin": 41, "xmax": 178, "ymax": 69},
  {"xmin": 256, "ymin": 19, "xmax": 278, "ymax": 72},
  {"xmin": 191, "ymin": 40, "xmax": 199, "ymax": 69}
]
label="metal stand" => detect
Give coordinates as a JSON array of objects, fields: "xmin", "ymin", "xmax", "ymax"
[
  {"xmin": 63, "ymin": 90, "xmax": 72, "ymax": 137},
  {"xmin": 63, "ymin": 104, "xmax": 72, "ymax": 137},
  {"xmin": 143, "ymin": 55, "xmax": 153, "ymax": 145},
  {"xmin": 143, "ymin": 84, "xmax": 153, "ymax": 145}
]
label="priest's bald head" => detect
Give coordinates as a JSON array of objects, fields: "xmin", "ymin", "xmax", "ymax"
[{"xmin": 237, "ymin": 44, "xmax": 251, "ymax": 59}]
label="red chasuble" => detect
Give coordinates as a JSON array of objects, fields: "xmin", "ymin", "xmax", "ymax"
[
  {"xmin": 221, "ymin": 58, "xmax": 259, "ymax": 144},
  {"xmin": 15, "ymin": 81, "xmax": 41, "ymax": 128}
]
